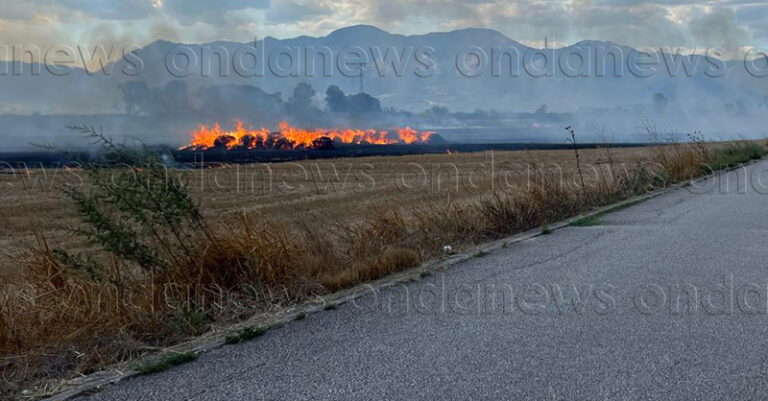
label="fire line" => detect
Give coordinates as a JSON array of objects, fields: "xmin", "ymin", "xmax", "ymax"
[{"xmin": 181, "ymin": 121, "xmax": 435, "ymax": 151}]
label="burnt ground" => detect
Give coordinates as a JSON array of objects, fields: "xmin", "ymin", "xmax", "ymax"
[{"xmin": 1, "ymin": 143, "xmax": 648, "ymax": 167}]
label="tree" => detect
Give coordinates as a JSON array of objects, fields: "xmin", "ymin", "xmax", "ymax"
[
  {"xmin": 289, "ymin": 83, "xmax": 316, "ymax": 110},
  {"xmin": 427, "ymin": 105, "xmax": 450, "ymax": 117},
  {"xmin": 346, "ymin": 93, "xmax": 382, "ymax": 114},
  {"xmin": 325, "ymin": 85, "xmax": 347, "ymax": 112},
  {"xmin": 119, "ymin": 80, "xmax": 191, "ymax": 117},
  {"xmin": 652, "ymin": 93, "xmax": 668, "ymax": 114}
]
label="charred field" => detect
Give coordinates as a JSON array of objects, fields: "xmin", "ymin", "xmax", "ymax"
[
  {"xmin": 0, "ymin": 142, "xmax": 649, "ymax": 166},
  {"xmin": 172, "ymin": 142, "xmax": 651, "ymax": 163}
]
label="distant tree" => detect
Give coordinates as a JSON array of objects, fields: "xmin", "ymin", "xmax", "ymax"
[
  {"xmin": 119, "ymin": 80, "xmax": 192, "ymax": 117},
  {"xmin": 653, "ymin": 93, "xmax": 668, "ymax": 113},
  {"xmin": 288, "ymin": 83, "xmax": 316, "ymax": 110},
  {"xmin": 196, "ymin": 84, "xmax": 284, "ymax": 121},
  {"xmin": 534, "ymin": 104, "xmax": 548, "ymax": 115},
  {"xmin": 466, "ymin": 108, "xmax": 489, "ymax": 119},
  {"xmin": 734, "ymin": 98, "xmax": 748, "ymax": 115},
  {"xmin": 325, "ymin": 85, "xmax": 348, "ymax": 112},
  {"xmin": 119, "ymin": 81, "xmax": 158, "ymax": 116},
  {"xmin": 162, "ymin": 81, "xmax": 192, "ymax": 117},
  {"xmin": 346, "ymin": 93, "xmax": 382, "ymax": 114},
  {"xmin": 427, "ymin": 105, "xmax": 450, "ymax": 117},
  {"xmin": 324, "ymin": 85, "xmax": 381, "ymax": 114}
]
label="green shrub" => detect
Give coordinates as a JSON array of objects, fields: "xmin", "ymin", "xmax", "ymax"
[
  {"xmin": 225, "ymin": 326, "xmax": 268, "ymax": 344},
  {"xmin": 706, "ymin": 142, "xmax": 765, "ymax": 172},
  {"xmin": 54, "ymin": 125, "xmax": 217, "ymax": 277},
  {"xmin": 134, "ymin": 352, "xmax": 198, "ymax": 375}
]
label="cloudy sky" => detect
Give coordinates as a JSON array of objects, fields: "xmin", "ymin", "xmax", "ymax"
[{"xmin": 0, "ymin": 0, "xmax": 765, "ymax": 53}]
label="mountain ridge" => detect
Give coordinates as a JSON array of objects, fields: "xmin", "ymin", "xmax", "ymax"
[{"xmin": 0, "ymin": 24, "xmax": 763, "ymax": 125}]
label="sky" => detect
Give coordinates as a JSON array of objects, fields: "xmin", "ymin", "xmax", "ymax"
[{"xmin": 0, "ymin": 0, "xmax": 765, "ymax": 54}]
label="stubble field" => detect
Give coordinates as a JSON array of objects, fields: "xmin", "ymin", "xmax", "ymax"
[
  {"xmin": 0, "ymin": 146, "xmax": 652, "ymax": 275},
  {"xmin": 2, "ymin": 139, "xmax": 763, "ymax": 398}
]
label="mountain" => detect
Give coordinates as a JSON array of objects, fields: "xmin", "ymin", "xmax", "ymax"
[
  {"xmin": 0, "ymin": 25, "xmax": 766, "ymax": 149},
  {"xmin": 3, "ymin": 25, "xmax": 764, "ymax": 113}
]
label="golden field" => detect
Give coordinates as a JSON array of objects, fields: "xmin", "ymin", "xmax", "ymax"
[
  {"xmin": 0, "ymin": 140, "xmax": 763, "ymax": 398},
  {"xmin": 0, "ymin": 146, "xmax": 653, "ymax": 275}
]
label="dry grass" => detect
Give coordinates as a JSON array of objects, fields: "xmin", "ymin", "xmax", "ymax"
[
  {"xmin": 0, "ymin": 139, "xmax": 764, "ymax": 398},
  {"xmin": 0, "ymin": 147, "xmax": 654, "ymax": 276}
]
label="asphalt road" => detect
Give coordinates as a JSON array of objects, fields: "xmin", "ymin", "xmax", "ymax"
[{"xmin": 77, "ymin": 161, "xmax": 768, "ymax": 401}]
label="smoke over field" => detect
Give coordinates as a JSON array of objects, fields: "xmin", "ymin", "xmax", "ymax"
[
  {"xmin": 2, "ymin": 9, "xmax": 768, "ymax": 399},
  {"xmin": 1, "ymin": 26, "xmax": 766, "ymax": 152}
]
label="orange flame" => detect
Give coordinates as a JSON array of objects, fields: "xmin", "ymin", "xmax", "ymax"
[{"xmin": 182, "ymin": 120, "xmax": 434, "ymax": 150}]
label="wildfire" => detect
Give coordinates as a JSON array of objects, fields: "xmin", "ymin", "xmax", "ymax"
[{"xmin": 181, "ymin": 121, "xmax": 435, "ymax": 151}]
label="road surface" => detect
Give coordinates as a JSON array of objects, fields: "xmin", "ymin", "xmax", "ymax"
[{"xmin": 77, "ymin": 161, "xmax": 768, "ymax": 400}]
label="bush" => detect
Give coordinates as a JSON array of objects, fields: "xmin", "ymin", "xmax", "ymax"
[{"xmin": 705, "ymin": 141, "xmax": 765, "ymax": 172}]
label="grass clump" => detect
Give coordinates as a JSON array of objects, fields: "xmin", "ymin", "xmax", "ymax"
[
  {"xmin": 570, "ymin": 198, "xmax": 649, "ymax": 227},
  {"xmin": 134, "ymin": 352, "xmax": 198, "ymax": 375},
  {"xmin": 224, "ymin": 326, "xmax": 268, "ymax": 345},
  {"xmin": 705, "ymin": 141, "xmax": 765, "ymax": 172},
  {"xmin": 474, "ymin": 250, "xmax": 491, "ymax": 258},
  {"xmin": 540, "ymin": 225, "xmax": 552, "ymax": 235},
  {"xmin": 570, "ymin": 215, "xmax": 601, "ymax": 227}
]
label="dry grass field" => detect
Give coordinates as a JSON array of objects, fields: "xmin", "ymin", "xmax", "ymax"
[
  {"xmin": 0, "ymin": 139, "xmax": 764, "ymax": 398},
  {"xmin": 0, "ymin": 146, "xmax": 652, "ymax": 274}
]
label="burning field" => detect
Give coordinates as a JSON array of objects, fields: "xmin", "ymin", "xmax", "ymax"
[
  {"xmin": 182, "ymin": 121, "xmax": 436, "ymax": 151},
  {"xmin": 168, "ymin": 120, "xmax": 643, "ymax": 165}
]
